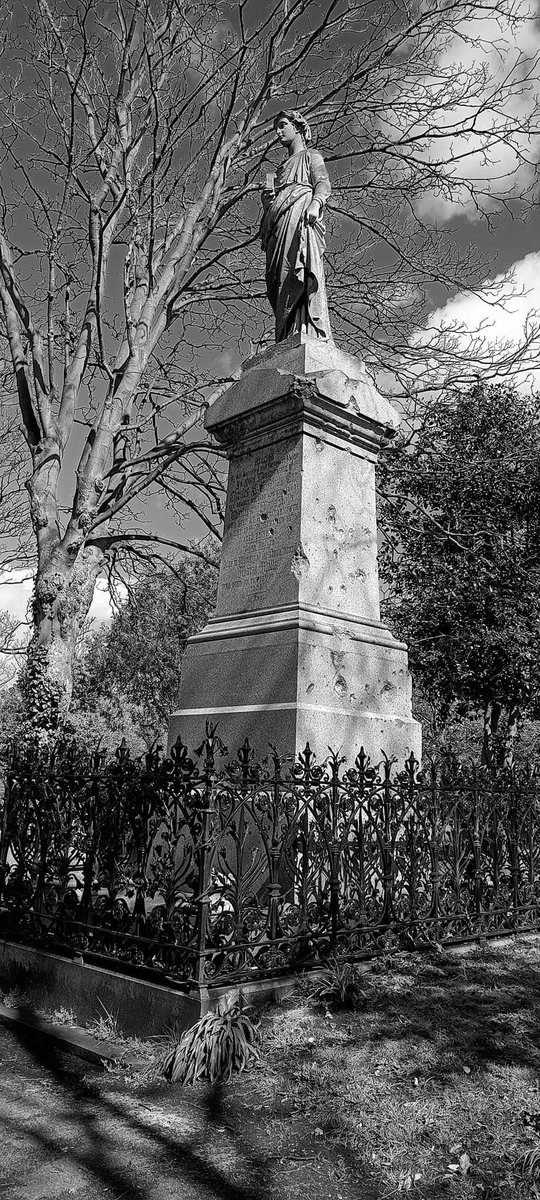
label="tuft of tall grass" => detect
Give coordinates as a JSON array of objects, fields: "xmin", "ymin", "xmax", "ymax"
[
  {"xmin": 307, "ymin": 958, "xmax": 367, "ymax": 1010},
  {"xmin": 161, "ymin": 990, "xmax": 261, "ymax": 1086}
]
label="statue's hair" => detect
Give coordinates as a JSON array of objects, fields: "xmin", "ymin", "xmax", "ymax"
[{"xmin": 274, "ymin": 109, "xmax": 312, "ymax": 144}]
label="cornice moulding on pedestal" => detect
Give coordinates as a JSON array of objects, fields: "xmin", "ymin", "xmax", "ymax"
[{"xmin": 206, "ymin": 338, "xmax": 401, "ymax": 450}]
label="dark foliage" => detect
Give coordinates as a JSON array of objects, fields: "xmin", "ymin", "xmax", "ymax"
[
  {"xmin": 71, "ymin": 559, "xmax": 217, "ymax": 744},
  {"xmin": 379, "ymin": 381, "xmax": 540, "ymax": 760}
]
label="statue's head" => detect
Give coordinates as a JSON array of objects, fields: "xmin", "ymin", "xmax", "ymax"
[{"xmin": 274, "ymin": 109, "xmax": 312, "ymax": 145}]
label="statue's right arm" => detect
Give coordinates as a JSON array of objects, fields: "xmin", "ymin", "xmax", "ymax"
[{"xmin": 309, "ymin": 151, "xmax": 331, "ymax": 215}]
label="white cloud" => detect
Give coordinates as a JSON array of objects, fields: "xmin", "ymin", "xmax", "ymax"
[
  {"xmin": 0, "ymin": 569, "xmax": 33, "ymax": 626},
  {"xmin": 382, "ymin": 2, "xmax": 540, "ymax": 223},
  {"xmin": 413, "ymin": 251, "xmax": 540, "ymax": 389},
  {"xmin": 89, "ymin": 580, "xmax": 122, "ymax": 626},
  {"xmin": 0, "ymin": 571, "xmax": 118, "ymax": 628}
]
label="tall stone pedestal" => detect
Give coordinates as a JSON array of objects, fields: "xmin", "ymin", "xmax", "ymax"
[{"xmin": 169, "ymin": 334, "xmax": 421, "ymax": 765}]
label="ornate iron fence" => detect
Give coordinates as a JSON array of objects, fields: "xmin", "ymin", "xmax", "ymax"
[{"xmin": 1, "ymin": 727, "xmax": 540, "ymax": 995}]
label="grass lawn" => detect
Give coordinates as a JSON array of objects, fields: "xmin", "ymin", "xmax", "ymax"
[
  {"xmin": 220, "ymin": 936, "xmax": 540, "ymax": 1198},
  {"xmin": 3, "ymin": 936, "xmax": 540, "ymax": 1199}
]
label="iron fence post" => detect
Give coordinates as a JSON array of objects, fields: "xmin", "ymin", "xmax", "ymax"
[
  {"xmin": 328, "ymin": 752, "xmax": 342, "ymax": 949},
  {"xmin": 267, "ymin": 846, "xmax": 281, "ymax": 946},
  {"xmin": 189, "ymin": 727, "xmax": 219, "ymax": 1007},
  {"xmin": 428, "ymin": 761, "xmax": 441, "ymax": 932},
  {"xmin": 471, "ymin": 770, "xmax": 484, "ymax": 935},
  {"xmin": 403, "ymin": 754, "xmax": 419, "ymax": 942},
  {"xmin": 328, "ymin": 843, "xmax": 340, "ymax": 947},
  {"xmin": 380, "ymin": 757, "xmax": 395, "ymax": 930}
]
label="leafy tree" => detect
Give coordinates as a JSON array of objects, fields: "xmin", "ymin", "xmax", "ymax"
[
  {"xmin": 379, "ymin": 382, "xmax": 540, "ymax": 764},
  {"xmin": 71, "ymin": 558, "xmax": 217, "ymax": 745},
  {"xmin": 0, "ymin": 0, "xmax": 538, "ymax": 727}
]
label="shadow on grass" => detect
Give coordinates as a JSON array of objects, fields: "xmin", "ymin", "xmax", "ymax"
[
  {"xmin": 0, "ymin": 1011, "xmax": 381, "ymax": 1200},
  {"xmin": 364, "ymin": 947, "xmax": 540, "ymax": 1076},
  {"xmin": 2, "ymin": 948, "xmax": 538, "ymax": 1200},
  {"xmin": 1, "ymin": 1018, "xmax": 270, "ymax": 1200},
  {"xmin": 260, "ymin": 944, "xmax": 540, "ymax": 1199}
]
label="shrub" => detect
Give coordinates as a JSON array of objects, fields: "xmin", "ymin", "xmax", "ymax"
[
  {"xmin": 308, "ymin": 958, "xmax": 367, "ymax": 1011},
  {"xmin": 161, "ymin": 990, "xmax": 261, "ymax": 1085}
]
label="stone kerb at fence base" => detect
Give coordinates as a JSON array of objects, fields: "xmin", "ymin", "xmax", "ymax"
[{"xmin": 169, "ymin": 333, "xmax": 421, "ymax": 765}]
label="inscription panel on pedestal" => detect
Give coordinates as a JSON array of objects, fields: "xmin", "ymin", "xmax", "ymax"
[{"xmin": 216, "ymin": 438, "xmax": 301, "ymax": 615}]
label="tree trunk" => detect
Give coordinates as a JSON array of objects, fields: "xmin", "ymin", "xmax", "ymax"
[
  {"xmin": 481, "ymin": 701, "xmax": 502, "ymax": 768},
  {"xmin": 481, "ymin": 703, "xmax": 492, "ymax": 768},
  {"xmin": 502, "ymin": 703, "xmax": 521, "ymax": 769},
  {"xmin": 21, "ymin": 543, "xmax": 104, "ymax": 735}
]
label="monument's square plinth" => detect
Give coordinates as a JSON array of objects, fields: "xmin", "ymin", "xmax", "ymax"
[{"xmin": 169, "ymin": 334, "xmax": 421, "ymax": 764}]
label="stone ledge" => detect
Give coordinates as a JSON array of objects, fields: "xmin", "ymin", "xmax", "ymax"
[
  {"xmin": 0, "ymin": 938, "xmax": 200, "ymax": 1039},
  {"xmin": 0, "ymin": 939, "xmax": 300, "ymax": 1046},
  {"xmin": 3, "ymin": 931, "xmax": 533, "ymax": 1069},
  {"xmin": 190, "ymin": 603, "xmax": 407, "ymax": 651},
  {"xmin": 0, "ymin": 1001, "xmax": 146, "ymax": 1069}
]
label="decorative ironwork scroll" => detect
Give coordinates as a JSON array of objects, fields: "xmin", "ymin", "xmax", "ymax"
[{"xmin": 1, "ymin": 731, "xmax": 540, "ymax": 991}]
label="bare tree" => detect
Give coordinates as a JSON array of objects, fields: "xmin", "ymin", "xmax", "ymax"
[
  {"xmin": 0, "ymin": 0, "xmax": 538, "ymax": 727},
  {"xmin": 0, "ymin": 609, "xmax": 28, "ymax": 689}
]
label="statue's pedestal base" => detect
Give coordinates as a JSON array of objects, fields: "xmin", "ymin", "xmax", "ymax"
[
  {"xmin": 169, "ymin": 335, "xmax": 421, "ymax": 766},
  {"xmin": 169, "ymin": 605, "xmax": 418, "ymax": 764}
]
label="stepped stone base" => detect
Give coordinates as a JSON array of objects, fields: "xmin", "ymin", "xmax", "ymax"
[{"xmin": 169, "ymin": 603, "xmax": 419, "ymax": 765}]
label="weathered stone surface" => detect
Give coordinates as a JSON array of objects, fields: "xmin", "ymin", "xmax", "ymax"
[
  {"xmin": 170, "ymin": 610, "xmax": 418, "ymax": 763},
  {"xmin": 217, "ymin": 436, "xmax": 302, "ymax": 614},
  {"xmin": 169, "ymin": 336, "xmax": 421, "ymax": 766},
  {"xmin": 208, "ymin": 332, "xmax": 400, "ymax": 439}
]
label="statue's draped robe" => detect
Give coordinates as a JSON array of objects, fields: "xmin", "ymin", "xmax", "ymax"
[{"xmin": 261, "ymin": 149, "xmax": 332, "ymax": 343}]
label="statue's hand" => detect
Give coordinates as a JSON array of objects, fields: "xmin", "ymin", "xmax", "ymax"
[
  {"xmin": 261, "ymin": 186, "xmax": 274, "ymax": 212},
  {"xmin": 305, "ymin": 201, "xmax": 321, "ymax": 226}
]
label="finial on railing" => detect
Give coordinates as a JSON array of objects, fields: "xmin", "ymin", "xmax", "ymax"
[
  {"xmin": 327, "ymin": 747, "xmax": 346, "ymax": 778},
  {"xmin": 296, "ymin": 741, "xmax": 316, "ymax": 781},
  {"xmin": 145, "ymin": 742, "xmax": 163, "ymax": 772},
  {"xmin": 403, "ymin": 750, "xmax": 419, "ymax": 782},
  {"xmin": 115, "ymin": 737, "xmax": 130, "ymax": 763},
  {"xmin": 90, "ymin": 743, "xmax": 107, "ymax": 772},
  {"xmin": 381, "ymin": 752, "xmax": 397, "ymax": 782},
  {"xmin": 350, "ymin": 746, "xmax": 378, "ymax": 787},
  {"xmin": 170, "ymin": 733, "xmax": 196, "ymax": 777},
  {"xmin": 237, "ymin": 737, "xmax": 254, "ymax": 777},
  {"xmin": 196, "ymin": 719, "xmax": 228, "ymax": 773}
]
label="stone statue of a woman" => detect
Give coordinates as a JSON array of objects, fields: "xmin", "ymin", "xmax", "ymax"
[{"xmin": 261, "ymin": 110, "xmax": 332, "ymax": 344}]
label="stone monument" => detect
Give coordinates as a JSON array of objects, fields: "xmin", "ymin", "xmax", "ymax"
[{"xmin": 169, "ymin": 111, "xmax": 421, "ymax": 765}]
